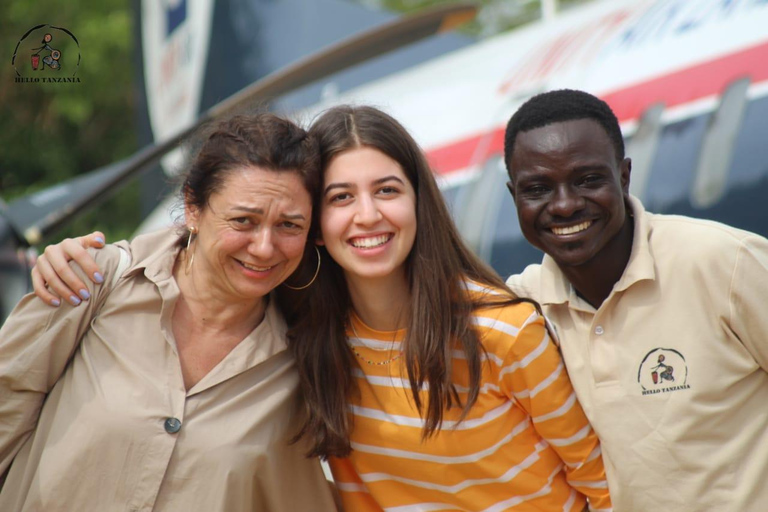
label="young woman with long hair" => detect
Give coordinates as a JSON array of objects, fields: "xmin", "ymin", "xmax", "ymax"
[{"xmin": 292, "ymin": 105, "xmax": 611, "ymax": 511}]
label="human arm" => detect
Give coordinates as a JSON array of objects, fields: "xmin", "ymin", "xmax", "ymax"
[
  {"xmin": 0, "ymin": 244, "xmax": 121, "ymax": 477},
  {"xmin": 729, "ymin": 235, "xmax": 768, "ymax": 372},
  {"xmin": 499, "ymin": 306, "xmax": 611, "ymax": 511},
  {"xmin": 31, "ymin": 231, "xmax": 107, "ymax": 306}
]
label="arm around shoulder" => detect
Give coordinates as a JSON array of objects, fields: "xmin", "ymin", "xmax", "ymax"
[{"xmin": 497, "ymin": 305, "xmax": 611, "ymax": 510}]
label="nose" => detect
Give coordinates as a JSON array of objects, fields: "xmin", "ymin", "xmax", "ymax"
[
  {"xmin": 249, "ymin": 228, "xmax": 275, "ymax": 260},
  {"xmin": 353, "ymin": 194, "xmax": 383, "ymax": 226},
  {"xmin": 548, "ymin": 184, "xmax": 585, "ymax": 218}
]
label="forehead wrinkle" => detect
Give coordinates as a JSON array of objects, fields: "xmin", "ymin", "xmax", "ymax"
[
  {"xmin": 230, "ymin": 205, "xmax": 306, "ymax": 220},
  {"xmin": 232, "ymin": 205, "xmax": 265, "ymax": 214}
]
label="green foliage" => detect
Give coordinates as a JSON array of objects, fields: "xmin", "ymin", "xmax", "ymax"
[{"xmin": 0, "ymin": 0, "xmax": 138, "ymax": 244}]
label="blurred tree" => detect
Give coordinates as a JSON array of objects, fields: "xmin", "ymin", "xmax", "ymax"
[{"xmin": 0, "ymin": 0, "xmax": 138, "ymax": 244}]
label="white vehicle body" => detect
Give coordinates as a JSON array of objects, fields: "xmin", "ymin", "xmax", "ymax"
[{"xmin": 300, "ymin": 0, "xmax": 768, "ymax": 274}]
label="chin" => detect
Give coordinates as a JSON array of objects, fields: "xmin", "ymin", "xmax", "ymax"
[
  {"xmin": 347, "ymin": 264, "xmax": 399, "ymax": 280},
  {"xmin": 550, "ymin": 251, "xmax": 599, "ymax": 268}
]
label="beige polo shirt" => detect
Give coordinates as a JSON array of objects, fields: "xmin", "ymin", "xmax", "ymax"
[
  {"xmin": 0, "ymin": 229, "xmax": 337, "ymax": 512},
  {"xmin": 507, "ymin": 197, "xmax": 768, "ymax": 511}
]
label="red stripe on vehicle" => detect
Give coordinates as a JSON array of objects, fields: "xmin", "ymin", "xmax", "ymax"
[{"xmin": 426, "ymin": 40, "xmax": 768, "ymax": 176}]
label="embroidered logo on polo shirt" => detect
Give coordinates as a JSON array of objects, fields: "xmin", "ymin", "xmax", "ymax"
[{"xmin": 637, "ymin": 348, "xmax": 691, "ymax": 395}]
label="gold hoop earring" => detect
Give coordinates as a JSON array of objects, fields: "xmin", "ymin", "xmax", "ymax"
[
  {"xmin": 284, "ymin": 245, "xmax": 321, "ymax": 290},
  {"xmin": 185, "ymin": 226, "xmax": 197, "ymax": 275}
]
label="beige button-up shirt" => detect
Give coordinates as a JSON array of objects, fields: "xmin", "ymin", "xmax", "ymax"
[
  {"xmin": 507, "ymin": 197, "xmax": 768, "ymax": 511},
  {"xmin": 0, "ymin": 229, "xmax": 336, "ymax": 512}
]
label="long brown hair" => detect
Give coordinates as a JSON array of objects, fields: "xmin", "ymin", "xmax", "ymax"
[{"xmin": 289, "ymin": 105, "xmax": 534, "ymax": 458}]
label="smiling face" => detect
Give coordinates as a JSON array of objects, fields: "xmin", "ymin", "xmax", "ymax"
[
  {"xmin": 319, "ymin": 146, "xmax": 417, "ymax": 285},
  {"xmin": 185, "ymin": 166, "xmax": 312, "ymax": 302},
  {"xmin": 507, "ymin": 119, "xmax": 632, "ymax": 269}
]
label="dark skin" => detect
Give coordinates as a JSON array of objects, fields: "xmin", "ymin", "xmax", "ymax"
[{"xmin": 506, "ymin": 119, "xmax": 634, "ymax": 308}]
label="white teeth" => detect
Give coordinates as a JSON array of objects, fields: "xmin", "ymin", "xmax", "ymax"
[
  {"xmin": 241, "ymin": 261, "xmax": 273, "ymax": 271},
  {"xmin": 351, "ymin": 234, "xmax": 390, "ymax": 248},
  {"xmin": 551, "ymin": 221, "xmax": 592, "ymax": 236}
]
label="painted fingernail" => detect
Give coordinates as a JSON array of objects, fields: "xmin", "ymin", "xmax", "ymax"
[
  {"xmin": 95, "ymin": 237, "xmax": 105, "ymax": 245},
  {"xmin": 93, "ymin": 272, "xmax": 104, "ymax": 283},
  {"xmin": 79, "ymin": 289, "xmax": 90, "ymax": 300},
  {"xmin": 70, "ymin": 295, "xmax": 81, "ymax": 306},
  {"xmin": 51, "ymin": 299, "xmax": 61, "ymax": 307}
]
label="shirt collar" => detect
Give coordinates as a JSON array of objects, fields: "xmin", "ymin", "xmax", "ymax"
[
  {"xmin": 121, "ymin": 228, "xmax": 290, "ymax": 395},
  {"xmin": 535, "ymin": 195, "xmax": 657, "ymax": 306},
  {"xmin": 126, "ymin": 227, "xmax": 289, "ymax": 352},
  {"xmin": 123, "ymin": 227, "xmax": 184, "ymax": 284}
]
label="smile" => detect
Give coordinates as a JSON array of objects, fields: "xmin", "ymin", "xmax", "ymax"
[
  {"xmin": 551, "ymin": 221, "xmax": 592, "ymax": 236},
  {"xmin": 349, "ymin": 234, "xmax": 392, "ymax": 249},
  {"xmin": 239, "ymin": 260, "xmax": 276, "ymax": 272}
]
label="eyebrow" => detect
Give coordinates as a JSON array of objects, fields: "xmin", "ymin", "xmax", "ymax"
[
  {"xmin": 231, "ymin": 206, "xmax": 306, "ymax": 221},
  {"xmin": 572, "ymin": 163, "xmax": 613, "ymax": 173},
  {"xmin": 323, "ymin": 175, "xmax": 406, "ymax": 195},
  {"xmin": 516, "ymin": 163, "xmax": 612, "ymax": 181}
]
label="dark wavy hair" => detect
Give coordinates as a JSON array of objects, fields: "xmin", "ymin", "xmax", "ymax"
[{"xmin": 289, "ymin": 105, "xmax": 534, "ymax": 458}]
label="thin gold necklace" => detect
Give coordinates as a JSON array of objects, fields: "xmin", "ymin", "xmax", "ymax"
[{"xmin": 348, "ymin": 319, "xmax": 402, "ymax": 366}]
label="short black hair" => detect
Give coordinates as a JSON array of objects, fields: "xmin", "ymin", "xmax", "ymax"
[{"xmin": 504, "ymin": 89, "xmax": 625, "ymax": 173}]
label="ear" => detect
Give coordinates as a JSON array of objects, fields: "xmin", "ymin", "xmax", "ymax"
[
  {"xmin": 184, "ymin": 201, "xmax": 201, "ymax": 229},
  {"xmin": 506, "ymin": 180, "xmax": 516, "ymax": 202},
  {"xmin": 315, "ymin": 236, "xmax": 325, "ymax": 247},
  {"xmin": 620, "ymin": 158, "xmax": 632, "ymax": 196}
]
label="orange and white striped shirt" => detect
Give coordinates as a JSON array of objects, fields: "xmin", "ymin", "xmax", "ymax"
[{"xmin": 329, "ymin": 285, "xmax": 611, "ymax": 511}]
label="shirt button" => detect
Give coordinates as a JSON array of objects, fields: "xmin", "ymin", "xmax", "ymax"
[
  {"xmin": 164, "ymin": 417, "xmax": 182, "ymax": 433},
  {"xmin": 594, "ymin": 325, "xmax": 604, "ymax": 335}
]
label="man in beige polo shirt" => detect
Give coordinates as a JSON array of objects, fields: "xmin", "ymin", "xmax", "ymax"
[{"xmin": 503, "ymin": 89, "xmax": 768, "ymax": 511}]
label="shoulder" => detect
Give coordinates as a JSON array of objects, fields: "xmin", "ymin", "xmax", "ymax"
[
  {"xmin": 505, "ymin": 263, "xmax": 544, "ymax": 302},
  {"xmin": 125, "ymin": 228, "xmax": 181, "ymax": 262},
  {"xmin": 647, "ymin": 212, "xmax": 761, "ymax": 251},
  {"xmin": 472, "ymin": 296, "xmax": 543, "ymax": 350},
  {"xmin": 645, "ymin": 213, "xmax": 767, "ymax": 270},
  {"xmin": 104, "ymin": 227, "xmax": 182, "ymax": 281}
]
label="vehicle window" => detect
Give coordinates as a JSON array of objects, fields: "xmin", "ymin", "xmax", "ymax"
[
  {"xmin": 440, "ymin": 184, "xmax": 461, "ymax": 218},
  {"xmin": 691, "ymin": 78, "xmax": 750, "ymax": 208},
  {"xmin": 455, "ymin": 156, "xmax": 504, "ymax": 257},
  {"xmin": 625, "ymin": 103, "xmax": 665, "ymax": 202},
  {"xmin": 727, "ymin": 92, "xmax": 768, "ymax": 189},
  {"xmin": 644, "ymin": 114, "xmax": 708, "ymax": 212}
]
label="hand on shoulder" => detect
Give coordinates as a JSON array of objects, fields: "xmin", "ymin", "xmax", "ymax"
[{"xmin": 31, "ymin": 231, "xmax": 107, "ymax": 306}]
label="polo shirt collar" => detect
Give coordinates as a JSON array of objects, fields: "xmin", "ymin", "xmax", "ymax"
[
  {"xmin": 613, "ymin": 195, "xmax": 656, "ymax": 293},
  {"xmin": 534, "ymin": 195, "xmax": 657, "ymax": 306}
]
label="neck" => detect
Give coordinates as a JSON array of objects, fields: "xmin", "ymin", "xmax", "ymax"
[
  {"xmin": 173, "ymin": 254, "xmax": 267, "ymax": 332},
  {"xmin": 345, "ymin": 272, "xmax": 410, "ymax": 331},
  {"xmin": 561, "ymin": 216, "xmax": 635, "ymax": 309}
]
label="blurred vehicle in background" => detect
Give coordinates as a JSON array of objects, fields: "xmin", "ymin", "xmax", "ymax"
[
  {"xmin": 3, "ymin": 0, "xmax": 768, "ymax": 322},
  {"xmin": 298, "ymin": 0, "xmax": 768, "ymax": 278}
]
